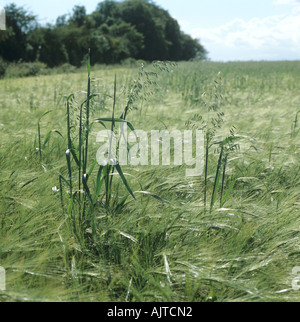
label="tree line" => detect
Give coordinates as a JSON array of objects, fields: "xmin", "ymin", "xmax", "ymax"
[{"xmin": 0, "ymin": 0, "xmax": 208, "ymax": 68}]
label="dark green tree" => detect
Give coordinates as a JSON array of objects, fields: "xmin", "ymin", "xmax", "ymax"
[
  {"xmin": 180, "ymin": 33, "xmax": 208, "ymax": 61},
  {"xmin": 69, "ymin": 6, "xmax": 87, "ymax": 27},
  {"xmin": 117, "ymin": 0, "xmax": 168, "ymax": 60},
  {"xmin": 56, "ymin": 14, "xmax": 69, "ymax": 27},
  {"xmin": 0, "ymin": 1, "xmax": 208, "ymax": 67},
  {"xmin": 36, "ymin": 27, "xmax": 69, "ymax": 67},
  {"xmin": 92, "ymin": 0, "xmax": 119, "ymax": 27},
  {"xmin": 0, "ymin": 4, "xmax": 37, "ymax": 61}
]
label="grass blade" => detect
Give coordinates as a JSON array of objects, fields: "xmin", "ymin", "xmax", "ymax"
[
  {"xmin": 43, "ymin": 129, "xmax": 63, "ymax": 147},
  {"xmin": 210, "ymin": 146, "xmax": 224, "ymax": 211},
  {"xmin": 221, "ymin": 179, "xmax": 236, "ymax": 206},
  {"xmin": 134, "ymin": 191, "xmax": 170, "ymax": 204},
  {"xmin": 93, "ymin": 118, "xmax": 136, "ymax": 133},
  {"xmin": 115, "ymin": 163, "xmax": 135, "ymax": 200}
]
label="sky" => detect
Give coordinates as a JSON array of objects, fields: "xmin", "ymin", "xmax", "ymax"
[{"xmin": 1, "ymin": 0, "xmax": 300, "ymax": 61}]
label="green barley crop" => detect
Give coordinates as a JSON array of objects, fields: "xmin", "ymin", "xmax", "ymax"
[{"xmin": 0, "ymin": 60, "xmax": 300, "ymax": 302}]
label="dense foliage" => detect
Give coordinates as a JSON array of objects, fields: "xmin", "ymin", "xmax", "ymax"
[{"xmin": 0, "ymin": 1, "xmax": 207, "ymax": 68}]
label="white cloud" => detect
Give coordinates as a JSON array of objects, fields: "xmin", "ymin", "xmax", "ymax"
[
  {"xmin": 191, "ymin": 10, "xmax": 300, "ymax": 61},
  {"xmin": 274, "ymin": 0, "xmax": 300, "ymax": 12},
  {"xmin": 274, "ymin": 0, "xmax": 300, "ymax": 5}
]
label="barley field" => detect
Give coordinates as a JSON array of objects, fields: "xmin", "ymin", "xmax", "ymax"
[{"xmin": 0, "ymin": 60, "xmax": 300, "ymax": 302}]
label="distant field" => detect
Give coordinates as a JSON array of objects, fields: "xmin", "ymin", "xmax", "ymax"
[{"xmin": 0, "ymin": 61, "xmax": 300, "ymax": 302}]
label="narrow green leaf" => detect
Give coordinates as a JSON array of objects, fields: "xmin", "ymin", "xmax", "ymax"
[
  {"xmin": 93, "ymin": 165, "xmax": 104, "ymax": 203},
  {"xmin": 92, "ymin": 119, "xmax": 107, "ymax": 129},
  {"xmin": 88, "ymin": 159, "xmax": 98, "ymax": 178},
  {"xmin": 59, "ymin": 174, "xmax": 71, "ymax": 188},
  {"xmin": 221, "ymin": 180, "xmax": 236, "ymax": 206},
  {"xmin": 115, "ymin": 164, "xmax": 135, "ymax": 200},
  {"xmin": 82, "ymin": 173, "xmax": 92, "ymax": 203},
  {"xmin": 38, "ymin": 110, "xmax": 52, "ymax": 123},
  {"xmin": 115, "ymin": 195, "xmax": 129, "ymax": 213},
  {"xmin": 88, "ymin": 48, "xmax": 91, "ymax": 77},
  {"xmin": 134, "ymin": 191, "xmax": 170, "ymax": 204},
  {"xmin": 93, "ymin": 118, "xmax": 136, "ymax": 133},
  {"xmin": 211, "ymin": 147, "xmax": 224, "ymax": 210},
  {"xmin": 211, "ymin": 169, "xmax": 221, "ymax": 209},
  {"xmin": 67, "ymin": 198, "xmax": 74, "ymax": 215},
  {"xmin": 70, "ymin": 141, "xmax": 80, "ymax": 167},
  {"xmin": 21, "ymin": 177, "xmax": 38, "ymax": 189},
  {"xmin": 66, "ymin": 94, "xmax": 75, "ymax": 102},
  {"xmin": 43, "ymin": 129, "xmax": 63, "ymax": 147}
]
